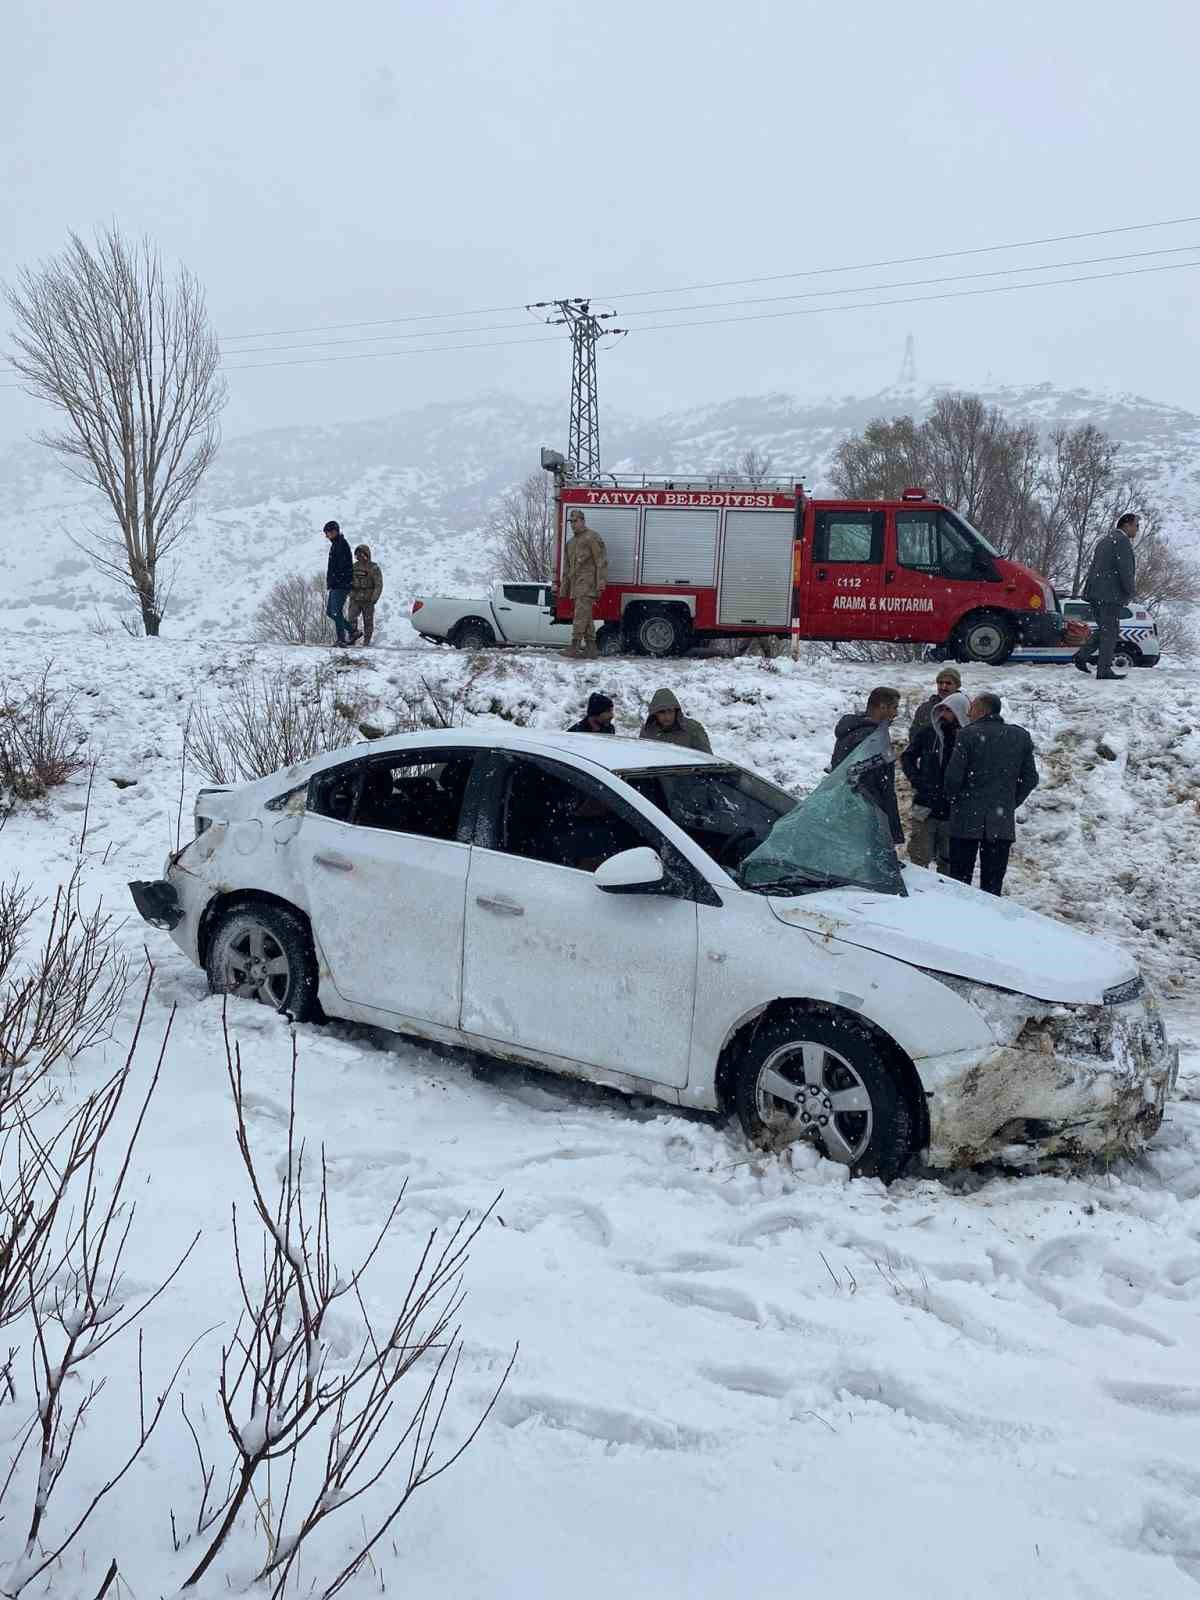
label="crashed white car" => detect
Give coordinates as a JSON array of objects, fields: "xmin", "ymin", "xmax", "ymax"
[{"xmin": 130, "ymin": 727, "xmax": 1176, "ymax": 1179}]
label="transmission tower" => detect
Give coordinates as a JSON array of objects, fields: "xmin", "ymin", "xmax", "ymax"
[
  {"xmin": 527, "ymin": 298, "xmax": 624, "ymax": 481},
  {"xmin": 897, "ymin": 333, "xmax": 917, "ymax": 386}
]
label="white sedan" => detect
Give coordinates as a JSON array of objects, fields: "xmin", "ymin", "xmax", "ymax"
[{"xmin": 130, "ymin": 728, "xmax": 1176, "ymax": 1179}]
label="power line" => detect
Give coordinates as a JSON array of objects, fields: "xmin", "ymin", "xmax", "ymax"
[
  {"xmin": 223, "ymin": 330, "xmax": 565, "ymax": 372},
  {"xmin": 214, "ymin": 212, "xmax": 1200, "ymax": 347}
]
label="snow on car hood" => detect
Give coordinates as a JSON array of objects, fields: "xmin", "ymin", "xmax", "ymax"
[{"xmin": 768, "ymin": 867, "xmax": 1137, "ymax": 1006}]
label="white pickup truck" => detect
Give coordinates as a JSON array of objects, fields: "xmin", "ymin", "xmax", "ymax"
[{"xmin": 410, "ymin": 580, "xmax": 616, "ymax": 652}]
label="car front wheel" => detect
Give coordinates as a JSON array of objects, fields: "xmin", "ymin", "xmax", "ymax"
[
  {"xmin": 732, "ymin": 1008, "xmax": 919, "ymax": 1182},
  {"xmin": 206, "ymin": 902, "xmax": 320, "ymax": 1022}
]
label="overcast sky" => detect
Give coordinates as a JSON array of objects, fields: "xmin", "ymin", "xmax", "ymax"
[{"xmin": 3, "ymin": 0, "xmax": 1199, "ymax": 447}]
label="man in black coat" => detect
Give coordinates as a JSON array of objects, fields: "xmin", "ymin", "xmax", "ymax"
[
  {"xmin": 831, "ymin": 686, "xmax": 904, "ymax": 848},
  {"xmin": 568, "ymin": 693, "xmax": 616, "ymax": 734},
  {"xmin": 323, "ymin": 519, "xmax": 354, "ymax": 646},
  {"xmin": 900, "ymin": 689, "xmax": 971, "ymax": 873},
  {"xmin": 943, "ymin": 692, "xmax": 1039, "ymax": 896},
  {"xmin": 1074, "ymin": 513, "xmax": 1138, "ymax": 679}
]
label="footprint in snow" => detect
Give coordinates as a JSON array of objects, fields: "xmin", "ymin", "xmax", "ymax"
[
  {"xmin": 495, "ymin": 1389, "xmax": 712, "ymax": 1452},
  {"xmin": 500, "ymin": 1195, "xmax": 613, "ymax": 1248}
]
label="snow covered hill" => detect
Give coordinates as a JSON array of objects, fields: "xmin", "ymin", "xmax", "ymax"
[
  {"xmin": 0, "ymin": 635, "xmax": 1197, "ymax": 1597},
  {"xmin": 1, "ymin": 381, "xmax": 1196, "ymax": 640}
]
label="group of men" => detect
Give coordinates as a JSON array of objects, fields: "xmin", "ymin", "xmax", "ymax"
[
  {"xmin": 567, "ymin": 688, "xmax": 713, "ymax": 750},
  {"xmin": 323, "ymin": 521, "xmax": 384, "ymax": 647},
  {"xmin": 834, "ymin": 669, "xmax": 1039, "ymax": 896}
]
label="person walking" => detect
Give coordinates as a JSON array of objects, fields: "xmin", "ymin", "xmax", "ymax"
[
  {"xmin": 901, "ymin": 690, "xmax": 971, "ymax": 873},
  {"xmin": 1074, "ymin": 513, "xmax": 1138, "ymax": 680},
  {"xmin": 568, "ymin": 693, "xmax": 616, "ymax": 734},
  {"xmin": 909, "ymin": 665, "xmax": 964, "ymax": 739},
  {"xmin": 563, "ymin": 509, "xmax": 608, "ymax": 659},
  {"xmin": 830, "ymin": 687, "xmax": 904, "ymax": 849},
  {"xmin": 347, "ymin": 544, "xmax": 384, "ymax": 645},
  {"xmin": 943, "ymin": 692, "xmax": 1039, "ymax": 896},
  {"xmin": 639, "ymin": 687, "xmax": 712, "ymax": 752},
  {"xmin": 323, "ymin": 520, "xmax": 354, "ymax": 646}
]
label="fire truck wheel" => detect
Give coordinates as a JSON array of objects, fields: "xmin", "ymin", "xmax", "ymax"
[
  {"xmin": 956, "ymin": 612, "xmax": 1015, "ymax": 666},
  {"xmin": 596, "ymin": 625, "xmax": 624, "ymax": 657},
  {"xmin": 634, "ymin": 608, "xmax": 689, "ymax": 658}
]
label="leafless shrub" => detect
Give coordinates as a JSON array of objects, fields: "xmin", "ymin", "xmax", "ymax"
[
  {"xmin": 177, "ymin": 1019, "xmax": 512, "ymax": 1596},
  {"xmin": 0, "ymin": 664, "xmax": 88, "ymax": 804},
  {"xmin": 1152, "ymin": 604, "xmax": 1199, "ymax": 661},
  {"xmin": 252, "ymin": 573, "xmax": 333, "ymax": 647},
  {"xmin": 0, "ymin": 976, "xmax": 201, "ymax": 1597},
  {"xmin": 4, "ymin": 226, "xmax": 226, "ymax": 636},
  {"xmin": 186, "ymin": 664, "xmax": 362, "ymax": 784},
  {"xmin": 488, "ymin": 471, "xmax": 554, "ymax": 582}
]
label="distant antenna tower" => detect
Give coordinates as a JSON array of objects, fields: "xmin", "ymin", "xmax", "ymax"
[
  {"xmin": 527, "ymin": 298, "xmax": 624, "ymax": 480},
  {"xmin": 897, "ymin": 333, "xmax": 917, "ymax": 386}
]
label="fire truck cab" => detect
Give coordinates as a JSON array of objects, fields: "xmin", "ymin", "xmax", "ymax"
[{"xmin": 552, "ymin": 473, "xmax": 1065, "ymax": 663}]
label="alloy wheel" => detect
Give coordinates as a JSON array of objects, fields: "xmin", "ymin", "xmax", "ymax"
[
  {"xmin": 753, "ymin": 1039, "xmax": 874, "ymax": 1164},
  {"xmin": 218, "ymin": 920, "xmax": 294, "ymax": 1007}
]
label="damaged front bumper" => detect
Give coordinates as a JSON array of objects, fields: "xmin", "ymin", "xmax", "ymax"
[{"xmin": 918, "ymin": 973, "xmax": 1178, "ymax": 1168}]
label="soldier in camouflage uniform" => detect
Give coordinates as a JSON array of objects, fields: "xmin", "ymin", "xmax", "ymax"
[
  {"xmin": 563, "ymin": 510, "xmax": 608, "ymax": 658},
  {"xmin": 347, "ymin": 545, "xmax": 384, "ymax": 645}
]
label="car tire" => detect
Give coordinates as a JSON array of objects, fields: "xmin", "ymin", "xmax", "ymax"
[
  {"xmin": 206, "ymin": 902, "xmax": 320, "ymax": 1023},
  {"xmin": 596, "ymin": 624, "xmax": 624, "ymax": 657},
  {"xmin": 732, "ymin": 1007, "xmax": 919, "ymax": 1182},
  {"xmin": 635, "ymin": 609, "xmax": 689, "ymax": 658},
  {"xmin": 1111, "ymin": 642, "xmax": 1141, "ymax": 672},
  {"xmin": 453, "ymin": 619, "xmax": 495, "ymax": 651},
  {"xmin": 956, "ymin": 612, "xmax": 1015, "ymax": 666}
]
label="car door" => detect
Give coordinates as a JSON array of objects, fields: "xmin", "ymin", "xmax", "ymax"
[
  {"xmin": 461, "ymin": 753, "xmax": 699, "ymax": 1088},
  {"xmin": 799, "ymin": 508, "xmax": 884, "ymax": 639},
  {"xmin": 494, "ymin": 583, "xmax": 543, "ymax": 644},
  {"xmin": 298, "ymin": 747, "xmax": 481, "ymax": 1028},
  {"xmin": 536, "ymin": 585, "xmax": 566, "ymax": 645},
  {"xmin": 885, "ymin": 509, "xmax": 996, "ymax": 642}
]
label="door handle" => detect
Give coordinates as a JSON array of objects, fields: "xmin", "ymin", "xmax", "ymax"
[
  {"xmin": 497, "ymin": 605, "xmax": 512, "ymax": 611},
  {"xmin": 475, "ymin": 895, "xmax": 524, "ymax": 917},
  {"xmin": 314, "ymin": 852, "xmax": 354, "ymax": 873},
  {"xmin": 885, "ymin": 569, "xmax": 895, "ymax": 584},
  {"xmin": 816, "ymin": 568, "xmax": 828, "ymax": 581}
]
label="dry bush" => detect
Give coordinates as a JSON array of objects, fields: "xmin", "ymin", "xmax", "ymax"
[
  {"xmin": 252, "ymin": 574, "xmax": 332, "ymax": 647},
  {"xmin": 175, "ymin": 1018, "xmax": 512, "ymax": 1596},
  {"xmin": 487, "ymin": 472, "xmax": 554, "ymax": 582},
  {"xmin": 186, "ymin": 663, "xmax": 363, "ymax": 784},
  {"xmin": 0, "ymin": 664, "xmax": 88, "ymax": 805}
]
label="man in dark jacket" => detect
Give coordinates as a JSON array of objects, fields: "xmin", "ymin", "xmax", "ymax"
[
  {"xmin": 1074, "ymin": 513, "xmax": 1138, "ymax": 679},
  {"xmin": 943, "ymin": 692, "xmax": 1039, "ymax": 895},
  {"xmin": 900, "ymin": 689, "xmax": 971, "ymax": 872},
  {"xmin": 831, "ymin": 687, "xmax": 903, "ymax": 847},
  {"xmin": 908, "ymin": 666, "xmax": 964, "ymax": 740},
  {"xmin": 568, "ymin": 693, "xmax": 616, "ymax": 734},
  {"xmin": 323, "ymin": 520, "xmax": 354, "ymax": 646},
  {"xmin": 640, "ymin": 687, "xmax": 712, "ymax": 752}
]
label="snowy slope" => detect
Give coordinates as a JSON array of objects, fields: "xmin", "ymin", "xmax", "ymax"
[
  {"xmin": 0, "ymin": 632, "xmax": 1198, "ymax": 1597},
  {"xmin": 1, "ymin": 381, "xmax": 1197, "ymax": 640}
]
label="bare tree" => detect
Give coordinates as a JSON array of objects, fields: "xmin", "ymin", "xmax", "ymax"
[
  {"xmin": 736, "ymin": 445, "xmax": 776, "ymax": 485},
  {"xmin": 830, "ymin": 414, "xmax": 926, "ymax": 500},
  {"xmin": 251, "ymin": 573, "xmax": 332, "ymax": 646},
  {"xmin": 4, "ymin": 227, "xmax": 227, "ymax": 636},
  {"xmin": 488, "ymin": 472, "xmax": 554, "ymax": 581}
]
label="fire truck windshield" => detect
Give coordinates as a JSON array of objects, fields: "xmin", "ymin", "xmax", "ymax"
[{"xmin": 952, "ymin": 512, "xmax": 1001, "ymax": 557}]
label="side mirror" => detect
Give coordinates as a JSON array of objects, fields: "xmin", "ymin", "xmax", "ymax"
[{"xmin": 594, "ymin": 847, "xmax": 665, "ymax": 894}]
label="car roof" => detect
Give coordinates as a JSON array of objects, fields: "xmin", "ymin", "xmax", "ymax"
[{"xmin": 262, "ymin": 726, "xmax": 726, "ymax": 791}]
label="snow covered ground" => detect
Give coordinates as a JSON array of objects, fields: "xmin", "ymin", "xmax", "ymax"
[{"xmin": 1, "ymin": 633, "xmax": 1199, "ymax": 1597}]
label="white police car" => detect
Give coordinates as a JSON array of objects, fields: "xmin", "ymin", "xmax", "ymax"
[{"xmin": 1009, "ymin": 598, "xmax": 1160, "ymax": 670}]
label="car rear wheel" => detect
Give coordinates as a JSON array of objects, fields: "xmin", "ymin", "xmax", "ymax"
[
  {"xmin": 957, "ymin": 613, "xmax": 1014, "ymax": 666},
  {"xmin": 453, "ymin": 619, "xmax": 495, "ymax": 651},
  {"xmin": 732, "ymin": 1008, "xmax": 919, "ymax": 1182},
  {"xmin": 1110, "ymin": 641, "xmax": 1141, "ymax": 672},
  {"xmin": 206, "ymin": 902, "xmax": 320, "ymax": 1022}
]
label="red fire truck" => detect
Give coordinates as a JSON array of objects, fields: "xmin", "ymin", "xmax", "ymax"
[{"xmin": 550, "ymin": 469, "xmax": 1066, "ymax": 664}]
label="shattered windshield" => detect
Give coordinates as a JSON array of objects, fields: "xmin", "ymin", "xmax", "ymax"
[
  {"xmin": 620, "ymin": 765, "xmax": 797, "ymax": 871},
  {"xmin": 738, "ymin": 723, "xmax": 906, "ymax": 897}
]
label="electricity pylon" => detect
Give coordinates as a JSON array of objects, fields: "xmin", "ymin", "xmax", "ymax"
[{"xmin": 528, "ymin": 298, "xmax": 623, "ymax": 481}]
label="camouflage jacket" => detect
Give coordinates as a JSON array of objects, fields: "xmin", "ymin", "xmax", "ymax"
[
  {"xmin": 563, "ymin": 528, "xmax": 608, "ymax": 600},
  {"xmin": 351, "ymin": 560, "xmax": 384, "ymax": 604}
]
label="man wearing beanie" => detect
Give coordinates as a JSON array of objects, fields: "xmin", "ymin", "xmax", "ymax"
[
  {"xmin": 568, "ymin": 693, "xmax": 616, "ymax": 733},
  {"xmin": 909, "ymin": 665, "xmax": 963, "ymax": 739},
  {"xmin": 323, "ymin": 520, "xmax": 354, "ymax": 646}
]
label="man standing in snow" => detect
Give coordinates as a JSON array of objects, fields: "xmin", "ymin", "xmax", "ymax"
[
  {"xmin": 830, "ymin": 687, "xmax": 904, "ymax": 849},
  {"xmin": 1074, "ymin": 513, "xmax": 1138, "ymax": 680},
  {"xmin": 901, "ymin": 690, "xmax": 971, "ymax": 873},
  {"xmin": 943, "ymin": 692, "xmax": 1038, "ymax": 896},
  {"xmin": 568, "ymin": 692, "xmax": 616, "ymax": 733},
  {"xmin": 909, "ymin": 665, "xmax": 964, "ymax": 739},
  {"xmin": 323, "ymin": 520, "xmax": 354, "ymax": 646},
  {"xmin": 563, "ymin": 509, "xmax": 608, "ymax": 659},
  {"xmin": 640, "ymin": 687, "xmax": 712, "ymax": 752},
  {"xmin": 347, "ymin": 544, "xmax": 384, "ymax": 645}
]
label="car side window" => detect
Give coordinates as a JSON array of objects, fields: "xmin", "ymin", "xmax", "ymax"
[
  {"xmin": 308, "ymin": 751, "xmax": 476, "ymax": 841},
  {"xmin": 813, "ymin": 511, "xmax": 882, "ymax": 564},
  {"xmin": 495, "ymin": 757, "xmax": 646, "ymax": 873},
  {"xmin": 502, "ymin": 583, "xmax": 541, "ymax": 605}
]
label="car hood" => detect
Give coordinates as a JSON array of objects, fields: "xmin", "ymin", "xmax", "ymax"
[{"xmin": 767, "ymin": 867, "xmax": 1137, "ymax": 1006}]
